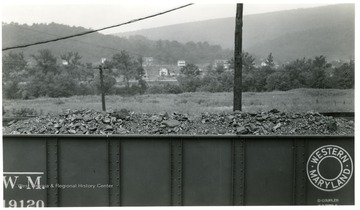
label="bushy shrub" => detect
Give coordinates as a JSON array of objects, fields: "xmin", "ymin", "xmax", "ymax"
[
  {"xmin": 163, "ymin": 83, "xmax": 182, "ymax": 94},
  {"xmin": 146, "ymin": 83, "xmax": 182, "ymax": 94},
  {"xmin": 217, "ymin": 71, "xmax": 234, "ymax": 91},
  {"xmin": 2, "ymin": 81, "xmax": 21, "ymax": 99},
  {"xmin": 48, "ymin": 74, "xmax": 79, "ymax": 97},
  {"xmin": 197, "ymin": 71, "xmax": 234, "ymax": 93},
  {"xmin": 266, "ymin": 71, "xmax": 291, "ymax": 91},
  {"xmin": 333, "ymin": 60, "xmax": 354, "ymax": 89},
  {"xmin": 198, "ymin": 74, "xmax": 222, "ymax": 92},
  {"xmin": 11, "ymin": 107, "xmax": 38, "ymax": 116},
  {"xmin": 25, "ymin": 72, "xmax": 79, "ymax": 98},
  {"xmin": 146, "ymin": 85, "xmax": 165, "ymax": 94},
  {"xmin": 177, "ymin": 75, "xmax": 201, "ymax": 92},
  {"xmin": 93, "ymin": 73, "xmax": 116, "ymax": 94},
  {"xmin": 112, "ymin": 85, "xmax": 140, "ymax": 96},
  {"xmin": 77, "ymin": 83, "xmax": 96, "ymax": 95}
]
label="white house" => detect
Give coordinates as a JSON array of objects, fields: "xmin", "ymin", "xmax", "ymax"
[
  {"xmin": 177, "ymin": 60, "xmax": 186, "ymax": 67},
  {"xmin": 62, "ymin": 60, "xmax": 69, "ymax": 66},
  {"xmin": 214, "ymin": 59, "xmax": 230, "ymax": 70},
  {"xmin": 159, "ymin": 68, "xmax": 169, "ymax": 76}
]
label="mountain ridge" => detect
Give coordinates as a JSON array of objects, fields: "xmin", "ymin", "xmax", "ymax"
[
  {"xmin": 115, "ymin": 4, "xmax": 354, "ymax": 62},
  {"xmin": 2, "ymin": 22, "xmax": 232, "ymax": 64},
  {"xmin": 2, "ymin": 4, "xmax": 354, "ymax": 64}
]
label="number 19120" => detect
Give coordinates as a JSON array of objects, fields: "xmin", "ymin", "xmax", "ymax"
[{"xmin": 4, "ymin": 200, "xmax": 44, "ymax": 208}]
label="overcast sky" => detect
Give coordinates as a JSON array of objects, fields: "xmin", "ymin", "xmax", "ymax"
[{"xmin": 1, "ymin": 0, "xmax": 345, "ymax": 34}]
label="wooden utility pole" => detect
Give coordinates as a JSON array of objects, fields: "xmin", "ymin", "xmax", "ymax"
[
  {"xmin": 233, "ymin": 3, "xmax": 243, "ymax": 111},
  {"xmin": 99, "ymin": 65, "xmax": 106, "ymax": 111}
]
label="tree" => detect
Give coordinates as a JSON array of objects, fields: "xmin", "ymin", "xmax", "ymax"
[
  {"xmin": 199, "ymin": 74, "xmax": 222, "ymax": 92},
  {"xmin": 228, "ymin": 52, "xmax": 257, "ymax": 91},
  {"xmin": 311, "ymin": 55, "xmax": 331, "ymax": 88},
  {"xmin": 217, "ymin": 71, "xmax": 234, "ymax": 91},
  {"xmin": 31, "ymin": 49, "xmax": 58, "ymax": 74},
  {"xmin": 178, "ymin": 64, "xmax": 201, "ymax": 92},
  {"xmin": 180, "ymin": 64, "xmax": 201, "ymax": 76},
  {"xmin": 177, "ymin": 76, "xmax": 201, "ymax": 92},
  {"xmin": 253, "ymin": 53, "xmax": 276, "ymax": 91},
  {"xmin": 60, "ymin": 52, "xmax": 82, "ymax": 66},
  {"xmin": 112, "ymin": 51, "xmax": 136, "ymax": 89},
  {"xmin": 47, "ymin": 73, "xmax": 78, "ymax": 97},
  {"xmin": 265, "ymin": 53, "xmax": 274, "ymax": 67},
  {"xmin": 3, "ymin": 80, "xmax": 21, "ymax": 99},
  {"xmin": 255, "ymin": 67, "xmax": 275, "ymax": 92},
  {"xmin": 242, "ymin": 72, "xmax": 256, "ymax": 92},
  {"xmin": 60, "ymin": 52, "xmax": 83, "ymax": 81},
  {"xmin": 242, "ymin": 52, "xmax": 256, "ymax": 73},
  {"xmin": 284, "ymin": 58, "xmax": 312, "ymax": 88},
  {"xmin": 2, "ymin": 52, "xmax": 28, "ymax": 99},
  {"xmin": 93, "ymin": 72, "xmax": 116, "ymax": 94},
  {"xmin": 2, "ymin": 52, "xmax": 27, "ymax": 81},
  {"xmin": 266, "ymin": 71, "xmax": 291, "ymax": 91},
  {"xmin": 333, "ymin": 60, "xmax": 354, "ymax": 89},
  {"xmin": 25, "ymin": 71, "xmax": 48, "ymax": 98},
  {"xmin": 265, "ymin": 58, "xmax": 313, "ymax": 91},
  {"xmin": 215, "ymin": 63, "xmax": 225, "ymax": 74},
  {"xmin": 228, "ymin": 52, "xmax": 256, "ymax": 73}
]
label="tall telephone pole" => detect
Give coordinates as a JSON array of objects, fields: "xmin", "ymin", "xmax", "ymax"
[
  {"xmin": 233, "ymin": 4, "xmax": 243, "ymax": 111},
  {"xmin": 99, "ymin": 59, "xmax": 106, "ymax": 112},
  {"xmin": 99, "ymin": 64, "xmax": 106, "ymax": 112}
]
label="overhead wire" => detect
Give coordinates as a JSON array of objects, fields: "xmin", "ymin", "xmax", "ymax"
[
  {"xmin": 2, "ymin": 3, "xmax": 194, "ymax": 51},
  {"xmin": 5, "ymin": 23, "xmax": 173, "ymax": 66},
  {"xmin": 7, "ymin": 24, "xmax": 144, "ymax": 57}
]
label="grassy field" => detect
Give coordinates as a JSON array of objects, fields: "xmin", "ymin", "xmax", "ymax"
[{"xmin": 2, "ymin": 88, "xmax": 354, "ymax": 116}]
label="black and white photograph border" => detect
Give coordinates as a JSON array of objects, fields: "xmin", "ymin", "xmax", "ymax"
[{"xmin": 1, "ymin": 0, "xmax": 359, "ymax": 208}]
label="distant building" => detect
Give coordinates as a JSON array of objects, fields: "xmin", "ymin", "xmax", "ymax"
[
  {"xmin": 62, "ymin": 60, "xmax": 69, "ymax": 66},
  {"xmin": 143, "ymin": 57, "xmax": 154, "ymax": 66},
  {"xmin": 159, "ymin": 68, "xmax": 169, "ymax": 76},
  {"xmin": 177, "ymin": 60, "xmax": 186, "ymax": 67},
  {"xmin": 142, "ymin": 68, "xmax": 149, "ymax": 80},
  {"xmin": 214, "ymin": 59, "xmax": 230, "ymax": 70},
  {"xmin": 260, "ymin": 60, "xmax": 279, "ymax": 69}
]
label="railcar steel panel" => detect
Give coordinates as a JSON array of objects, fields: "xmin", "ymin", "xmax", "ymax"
[
  {"xmin": 2, "ymin": 135, "xmax": 354, "ymax": 206},
  {"xmin": 304, "ymin": 137, "xmax": 354, "ymax": 205},
  {"xmin": 244, "ymin": 138, "xmax": 294, "ymax": 205},
  {"xmin": 3, "ymin": 138, "xmax": 47, "ymax": 207},
  {"xmin": 58, "ymin": 138, "xmax": 109, "ymax": 207},
  {"xmin": 182, "ymin": 139, "xmax": 232, "ymax": 206},
  {"xmin": 120, "ymin": 138, "xmax": 171, "ymax": 206}
]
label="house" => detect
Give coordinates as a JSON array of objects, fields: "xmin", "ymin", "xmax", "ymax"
[
  {"xmin": 159, "ymin": 68, "xmax": 169, "ymax": 76},
  {"xmin": 177, "ymin": 60, "xmax": 186, "ymax": 67},
  {"xmin": 214, "ymin": 59, "xmax": 230, "ymax": 70},
  {"xmin": 61, "ymin": 60, "xmax": 69, "ymax": 66}
]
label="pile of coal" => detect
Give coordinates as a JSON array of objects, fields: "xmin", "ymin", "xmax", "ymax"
[
  {"xmin": 4, "ymin": 109, "xmax": 132, "ymax": 135},
  {"xmin": 3, "ymin": 108, "xmax": 354, "ymax": 135}
]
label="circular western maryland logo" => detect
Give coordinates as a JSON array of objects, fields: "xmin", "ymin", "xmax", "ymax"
[{"xmin": 307, "ymin": 145, "xmax": 353, "ymax": 192}]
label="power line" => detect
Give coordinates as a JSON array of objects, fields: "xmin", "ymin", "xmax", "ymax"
[
  {"xmin": 2, "ymin": 3, "xmax": 194, "ymax": 51},
  {"xmin": 8, "ymin": 24, "xmax": 143, "ymax": 57},
  {"xmin": 6, "ymin": 21, "xmax": 181, "ymax": 66}
]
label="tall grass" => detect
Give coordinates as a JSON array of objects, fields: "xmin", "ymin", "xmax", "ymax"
[{"xmin": 3, "ymin": 89, "xmax": 354, "ymax": 116}]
